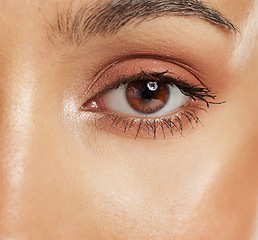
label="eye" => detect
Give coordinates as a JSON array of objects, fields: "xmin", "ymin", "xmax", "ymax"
[
  {"xmin": 85, "ymin": 79, "xmax": 189, "ymax": 117},
  {"xmin": 81, "ymin": 58, "xmax": 222, "ymax": 139}
]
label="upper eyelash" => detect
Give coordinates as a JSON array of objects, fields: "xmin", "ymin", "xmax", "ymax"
[{"xmin": 98, "ymin": 70, "xmax": 224, "ymax": 107}]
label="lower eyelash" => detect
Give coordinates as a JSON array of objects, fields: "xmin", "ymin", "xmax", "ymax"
[{"xmin": 93, "ymin": 104, "xmax": 207, "ymax": 140}]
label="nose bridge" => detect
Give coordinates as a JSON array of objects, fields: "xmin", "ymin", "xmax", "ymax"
[
  {"xmin": 0, "ymin": 1, "xmax": 43, "ymax": 165},
  {"xmin": 0, "ymin": 13, "xmax": 53, "ymax": 229},
  {"xmin": 0, "ymin": 44, "xmax": 39, "ymax": 153},
  {"xmin": 0, "ymin": 56, "xmax": 39, "ymax": 231},
  {"xmin": 0, "ymin": 57, "xmax": 65, "ymax": 237},
  {"xmin": 0, "ymin": 3, "xmax": 67, "ymax": 237},
  {"xmin": 0, "ymin": 3, "xmax": 41, "ymax": 234}
]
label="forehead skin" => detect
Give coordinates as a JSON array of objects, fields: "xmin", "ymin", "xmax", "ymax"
[{"xmin": 0, "ymin": 0, "xmax": 257, "ymax": 239}]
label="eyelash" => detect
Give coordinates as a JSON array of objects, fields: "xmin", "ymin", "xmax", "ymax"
[{"xmin": 82, "ymin": 71, "xmax": 224, "ymax": 139}]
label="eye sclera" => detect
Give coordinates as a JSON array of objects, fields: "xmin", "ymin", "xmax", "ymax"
[
  {"xmin": 83, "ymin": 80, "xmax": 191, "ymax": 117},
  {"xmin": 82, "ymin": 96, "xmax": 193, "ymax": 119}
]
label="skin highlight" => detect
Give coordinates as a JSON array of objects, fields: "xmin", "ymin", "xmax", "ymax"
[{"xmin": 0, "ymin": 0, "xmax": 257, "ymax": 239}]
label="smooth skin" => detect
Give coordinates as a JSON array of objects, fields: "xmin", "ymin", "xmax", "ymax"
[{"xmin": 0, "ymin": 0, "xmax": 257, "ymax": 239}]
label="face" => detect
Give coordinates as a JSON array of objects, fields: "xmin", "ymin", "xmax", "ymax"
[{"xmin": 0, "ymin": 0, "xmax": 257, "ymax": 239}]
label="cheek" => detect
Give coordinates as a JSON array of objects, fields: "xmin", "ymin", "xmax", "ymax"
[
  {"xmin": 185, "ymin": 136, "xmax": 257, "ymax": 240},
  {"xmin": 64, "ymin": 129, "xmax": 255, "ymax": 240}
]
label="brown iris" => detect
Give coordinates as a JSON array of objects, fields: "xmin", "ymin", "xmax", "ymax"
[{"xmin": 126, "ymin": 80, "xmax": 169, "ymax": 114}]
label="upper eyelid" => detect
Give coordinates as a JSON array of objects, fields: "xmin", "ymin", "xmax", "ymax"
[
  {"xmin": 88, "ymin": 71, "xmax": 180, "ymax": 100},
  {"xmin": 82, "ymin": 59, "xmax": 197, "ymax": 99},
  {"xmin": 80, "ymin": 57, "xmax": 205, "ymax": 106},
  {"xmin": 91, "ymin": 56, "xmax": 202, "ymax": 82},
  {"xmin": 83, "ymin": 56, "xmax": 203, "ymax": 95}
]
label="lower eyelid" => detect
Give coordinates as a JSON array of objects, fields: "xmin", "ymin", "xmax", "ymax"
[{"xmin": 84, "ymin": 101, "xmax": 206, "ymax": 140}]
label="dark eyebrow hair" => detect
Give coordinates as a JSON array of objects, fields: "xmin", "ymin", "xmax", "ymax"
[{"xmin": 55, "ymin": 0, "xmax": 238, "ymax": 45}]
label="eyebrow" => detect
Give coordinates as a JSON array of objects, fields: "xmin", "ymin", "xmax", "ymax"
[{"xmin": 55, "ymin": 0, "xmax": 238, "ymax": 45}]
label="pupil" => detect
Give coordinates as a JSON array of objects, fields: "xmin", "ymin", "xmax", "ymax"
[
  {"xmin": 126, "ymin": 80, "xmax": 169, "ymax": 114},
  {"xmin": 141, "ymin": 82, "xmax": 157, "ymax": 100}
]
